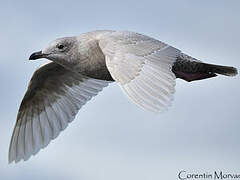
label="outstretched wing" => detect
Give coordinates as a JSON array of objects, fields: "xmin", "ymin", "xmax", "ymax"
[
  {"xmin": 99, "ymin": 31, "xmax": 181, "ymax": 112},
  {"xmin": 9, "ymin": 62, "xmax": 109, "ymax": 163}
]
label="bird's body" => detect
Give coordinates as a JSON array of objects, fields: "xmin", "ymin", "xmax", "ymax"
[{"xmin": 9, "ymin": 30, "xmax": 237, "ymax": 163}]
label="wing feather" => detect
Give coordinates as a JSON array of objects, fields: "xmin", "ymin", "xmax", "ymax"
[
  {"xmin": 9, "ymin": 62, "xmax": 109, "ymax": 163},
  {"xmin": 99, "ymin": 31, "xmax": 180, "ymax": 112}
]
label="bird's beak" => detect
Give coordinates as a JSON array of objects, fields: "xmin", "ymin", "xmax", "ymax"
[{"xmin": 29, "ymin": 51, "xmax": 46, "ymax": 60}]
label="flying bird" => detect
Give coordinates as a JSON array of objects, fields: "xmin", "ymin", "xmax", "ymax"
[{"xmin": 9, "ymin": 30, "xmax": 238, "ymax": 163}]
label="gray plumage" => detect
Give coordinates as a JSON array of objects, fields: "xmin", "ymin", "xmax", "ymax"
[{"xmin": 9, "ymin": 30, "xmax": 238, "ymax": 163}]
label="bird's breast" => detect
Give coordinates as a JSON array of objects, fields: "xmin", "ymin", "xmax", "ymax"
[
  {"xmin": 73, "ymin": 42, "xmax": 114, "ymax": 81},
  {"xmin": 75, "ymin": 59, "xmax": 114, "ymax": 81}
]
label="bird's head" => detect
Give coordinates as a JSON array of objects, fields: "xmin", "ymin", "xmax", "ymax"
[{"xmin": 29, "ymin": 37, "xmax": 78, "ymax": 64}]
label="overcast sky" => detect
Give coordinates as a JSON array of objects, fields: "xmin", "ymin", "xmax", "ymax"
[{"xmin": 0, "ymin": 0, "xmax": 239, "ymax": 179}]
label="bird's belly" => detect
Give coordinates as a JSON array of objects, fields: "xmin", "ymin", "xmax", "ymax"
[
  {"xmin": 73, "ymin": 60, "xmax": 114, "ymax": 81},
  {"xmin": 77, "ymin": 66, "xmax": 114, "ymax": 81}
]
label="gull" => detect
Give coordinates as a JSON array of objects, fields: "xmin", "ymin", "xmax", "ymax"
[{"xmin": 9, "ymin": 30, "xmax": 238, "ymax": 163}]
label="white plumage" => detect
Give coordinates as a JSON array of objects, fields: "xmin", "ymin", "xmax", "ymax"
[{"xmin": 99, "ymin": 31, "xmax": 180, "ymax": 111}]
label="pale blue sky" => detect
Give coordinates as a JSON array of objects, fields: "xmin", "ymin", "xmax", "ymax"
[{"xmin": 0, "ymin": 0, "xmax": 239, "ymax": 179}]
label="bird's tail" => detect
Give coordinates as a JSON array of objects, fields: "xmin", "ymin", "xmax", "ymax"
[
  {"xmin": 172, "ymin": 56, "xmax": 238, "ymax": 82},
  {"xmin": 201, "ymin": 63, "xmax": 238, "ymax": 76}
]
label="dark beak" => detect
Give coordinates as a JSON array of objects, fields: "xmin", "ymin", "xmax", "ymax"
[{"xmin": 29, "ymin": 51, "xmax": 45, "ymax": 60}]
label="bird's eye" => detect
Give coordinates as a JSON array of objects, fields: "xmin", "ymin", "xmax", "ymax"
[{"xmin": 57, "ymin": 44, "xmax": 64, "ymax": 49}]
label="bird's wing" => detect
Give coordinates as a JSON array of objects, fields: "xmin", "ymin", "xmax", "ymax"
[
  {"xmin": 9, "ymin": 62, "xmax": 109, "ymax": 163},
  {"xmin": 99, "ymin": 31, "xmax": 181, "ymax": 112}
]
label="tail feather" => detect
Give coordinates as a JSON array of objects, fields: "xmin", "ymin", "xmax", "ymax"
[
  {"xmin": 202, "ymin": 63, "xmax": 238, "ymax": 76},
  {"xmin": 172, "ymin": 56, "xmax": 238, "ymax": 82}
]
